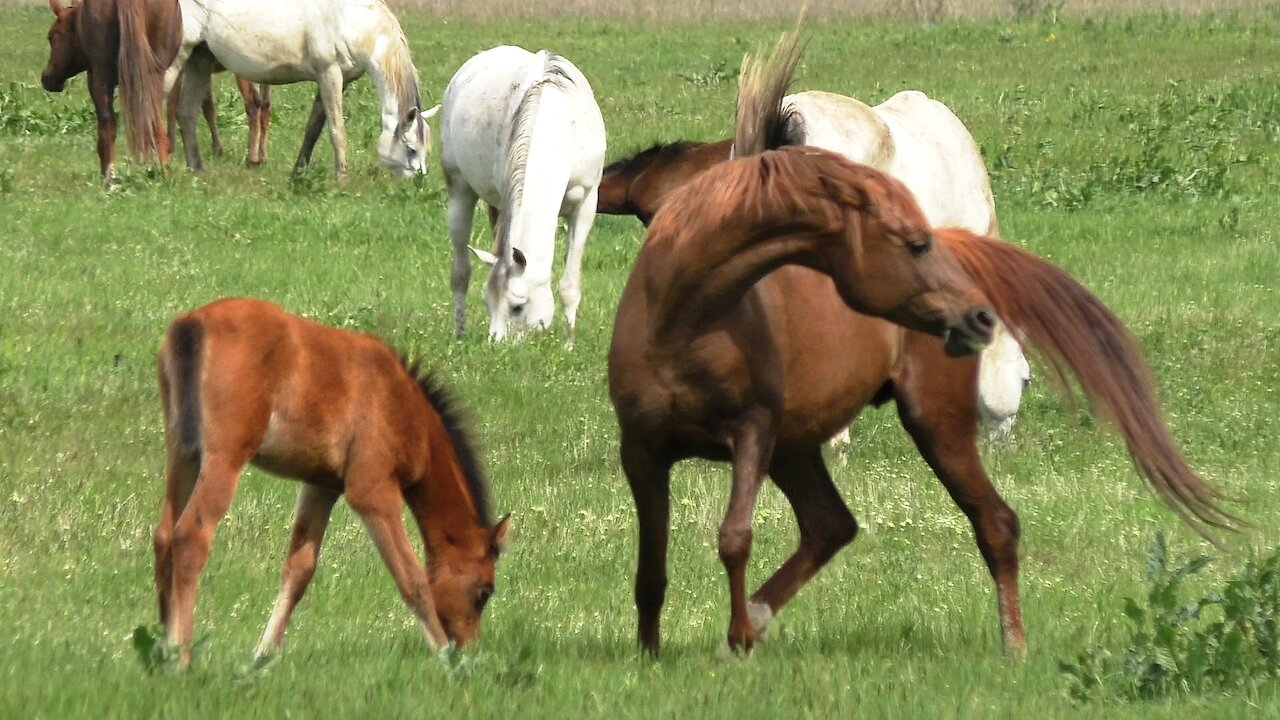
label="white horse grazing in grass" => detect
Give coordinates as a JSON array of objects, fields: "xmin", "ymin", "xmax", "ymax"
[
  {"xmin": 165, "ymin": 0, "xmax": 437, "ymax": 178},
  {"xmin": 780, "ymin": 90, "xmax": 1031, "ymax": 442},
  {"xmin": 440, "ymin": 46, "xmax": 606, "ymax": 343}
]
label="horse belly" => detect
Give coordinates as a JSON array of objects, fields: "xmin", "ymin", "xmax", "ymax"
[{"xmin": 253, "ymin": 410, "xmax": 345, "ymax": 488}]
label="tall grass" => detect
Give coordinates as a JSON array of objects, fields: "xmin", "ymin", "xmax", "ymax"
[{"xmin": 1, "ymin": 5, "xmax": 1278, "ymax": 718}]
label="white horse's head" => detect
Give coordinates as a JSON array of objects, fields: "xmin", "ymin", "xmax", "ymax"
[
  {"xmin": 470, "ymin": 246, "xmax": 555, "ymax": 341},
  {"xmin": 379, "ymin": 104, "xmax": 439, "ymax": 177}
]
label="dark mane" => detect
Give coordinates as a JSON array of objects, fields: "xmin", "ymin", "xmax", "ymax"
[
  {"xmin": 604, "ymin": 141, "xmax": 709, "ymax": 174},
  {"xmin": 402, "ymin": 359, "xmax": 495, "ymax": 527}
]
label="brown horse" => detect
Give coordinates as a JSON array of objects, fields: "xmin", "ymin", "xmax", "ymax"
[
  {"xmin": 598, "ymin": 139, "xmax": 732, "ymax": 226},
  {"xmin": 41, "ymin": 0, "xmax": 179, "ymax": 185},
  {"xmin": 607, "ymin": 34, "xmax": 1236, "ymax": 657},
  {"xmin": 166, "ymin": 72, "xmax": 273, "ymax": 167},
  {"xmin": 154, "ymin": 298, "xmax": 511, "ymax": 667}
]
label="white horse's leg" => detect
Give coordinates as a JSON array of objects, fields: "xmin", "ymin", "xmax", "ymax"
[
  {"xmin": 176, "ymin": 50, "xmax": 215, "ymax": 172},
  {"xmin": 446, "ymin": 177, "xmax": 480, "ymax": 338},
  {"xmin": 558, "ymin": 188, "xmax": 598, "ymax": 349},
  {"xmin": 315, "ymin": 66, "xmax": 347, "ymax": 178}
]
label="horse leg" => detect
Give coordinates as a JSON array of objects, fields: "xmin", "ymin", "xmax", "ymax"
[
  {"xmin": 254, "ymin": 483, "xmax": 341, "ymax": 659},
  {"xmin": 558, "ymin": 188, "xmax": 598, "ymax": 349},
  {"xmin": 165, "ymin": 75, "xmax": 181, "ymax": 158},
  {"xmin": 167, "ymin": 452, "xmax": 247, "ymax": 666},
  {"xmin": 620, "ymin": 432, "xmax": 672, "ymax": 655},
  {"xmin": 293, "ymin": 92, "xmax": 326, "ymax": 175},
  {"xmin": 176, "ymin": 50, "xmax": 214, "ymax": 173},
  {"xmin": 315, "ymin": 66, "xmax": 348, "ymax": 178},
  {"xmin": 896, "ymin": 352, "xmax": 1026, "ymax": 654},
  {"xmin": 86, "ymin": 71, "xmax": 117, "ymax": 187},
  {"xmin": 154, "ymin": 446, "xmax": 199, "ymax": 629},
  {"xmin": 235, "ymin": 76, "xmax": 262, "ymax": 166},
  {"xmin": 258, "ymin": 85, "xmax": 272, "ymax": 162},
  {"xmin": 747, "ymin": 449, "xmax": 858, "ymax": 636},
  {"xmin": 446, "ymin": 178, "xmax": 479, "ymax": 338},
  {"xmin": 345, "ymin": 473, "xmax": 450, "ymax": 650},
  {"xmin": 202, "ymin": 86, "xmax": 222, "ymax": 157},
  {"xmin": 720, "ymin": 413, "xmax": 776, "ymax": 653}
]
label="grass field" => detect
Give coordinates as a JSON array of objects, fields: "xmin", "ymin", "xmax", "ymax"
[{"xmin": 2, "ymin": 4, "xmax": 1279, "ymax": 718}]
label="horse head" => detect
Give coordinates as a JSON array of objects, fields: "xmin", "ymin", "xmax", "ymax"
[
  {"xmin": 42, "ymin": 0, "xmax": 85, "ymax": 93},
  {"xmin": 426, "ymin": 513, "xmax": 511, "ymax": 646},
  {"xmin": 816, "ymin": 156, "xmax": 995, "ymax": 356},
  {"xmin": 379, "ymin": 104, "xmax": 439, "ymax": 177},
  {"xmin": 470, "ymin": 246, "xmax": 554, "ymax": 341}
]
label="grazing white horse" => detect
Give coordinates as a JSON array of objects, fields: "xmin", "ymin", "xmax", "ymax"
[
  {"xmin": 440, "ymin": 46, "xmax": 606, "ymax": 343},
  {"xmin": 780, "ymin": 90, "xmax": 1031, "ymax": 442},
  {"xmin": 165, "ymin": 0, "xmax": 437, "ymax": 178}
]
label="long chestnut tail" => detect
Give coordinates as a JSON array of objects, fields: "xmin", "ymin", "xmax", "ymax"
[
  {"xmin": 117, "ymin": 0, "xmax": 167, "ymax": 160},
  {"xmin": 940, "ymin": 228, "xmax": 1240, "ymax": 543}
]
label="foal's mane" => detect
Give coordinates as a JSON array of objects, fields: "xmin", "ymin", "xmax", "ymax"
[
  {"xmin": 401, "ymin": 360, "xmax": 495, "ymax": 527},
  {"xmin": 495, "ymin": 51, "xmax": 579, "ymax": 257}
]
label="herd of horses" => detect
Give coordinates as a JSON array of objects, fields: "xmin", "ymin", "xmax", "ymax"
[{"xmin": 38, "ymin": 0, "xmax": 1240, "ymax": 666}]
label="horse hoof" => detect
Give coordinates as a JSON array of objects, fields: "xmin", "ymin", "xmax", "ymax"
[{"xmin": 746, "ymin": 601, "xmax": 774, "ymax": 640}]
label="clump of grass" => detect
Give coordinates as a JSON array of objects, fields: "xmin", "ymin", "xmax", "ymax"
[{"xmin": 1060, "ymin": 534, "xmax": 1280, "ymax": 702}]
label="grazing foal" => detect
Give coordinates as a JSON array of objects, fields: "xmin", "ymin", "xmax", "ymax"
[{"xmin": 154, "ymin": 298, "xmax": 510, "ymax": 666}]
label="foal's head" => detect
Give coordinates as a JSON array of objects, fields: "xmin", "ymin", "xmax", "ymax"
[
  {"xmin": 819, "ymin": 157, "xmax": 995, "ymax": 355},
  {"xmin": 428, "ymin": 514, "xmax": 511, "ymax": 646},
  {"xmin": 378, "ymin": 105, "xmax": 439, "ymax": 177},
  {"xmin": 41, "ymin": 0, "xmax": 84, "ymax": 93}
]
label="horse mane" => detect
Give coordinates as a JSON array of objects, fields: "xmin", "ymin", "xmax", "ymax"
[
  {"xmin": 939, "ymin": 229, "xmax": 1240, "ymax": 542},
  {"xmin": 603, "ymin": 141, "xmax": 710, "ymax": 175},
  {"xmin": 495, "ymin": 51, "xmax": 579, "ymax": 257},
  {"xmin": 378, "ymin": 14, "xmax": 422, "ymax": 114},
  {"xmin": 401, "ymin": 359, "xmax": 495, "ymax": 527}
]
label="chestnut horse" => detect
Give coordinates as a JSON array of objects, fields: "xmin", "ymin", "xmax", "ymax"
[
  {"xmin": 41, "ymin": 0, "xmax": 179, "ymax": 186},
  {"xmin": 608, "ymin": 34, "xmax": 1236, "ymax": 657},
  {"xmin": 154, "ymin": 298, "xmax": 511, "ymax": 667},
  {"xmin": 166, "ymin": 73, "xmax": 272, "ymax": 167}
]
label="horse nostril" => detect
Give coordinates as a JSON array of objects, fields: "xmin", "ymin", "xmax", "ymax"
[{"xmin": 969, "ymin": 308, "xmax": 996, "ymax": 340}]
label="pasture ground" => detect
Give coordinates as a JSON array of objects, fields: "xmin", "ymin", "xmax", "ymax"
[{"xmin": 1, "ymin": 5, "xmax": 1278, "ymax": 718}]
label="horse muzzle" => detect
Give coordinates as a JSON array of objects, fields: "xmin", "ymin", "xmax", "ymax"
[
  {"xmin": 41, "ymin": 73, "xmax": 67, "ymax": 93},
  {"xmin": 942, "ymin": 306, "xmax": 996, "ymax": 357}
]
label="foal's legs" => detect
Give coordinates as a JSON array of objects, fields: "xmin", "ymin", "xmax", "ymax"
[
  {"xmin": 896, "ymin": 351, "xmax": 1026, "ymax": 654},
  {"xmin": 445, "ymin": 177, "xmax": 480, "ymax": 338},
  {"xmin": 720, "ymin": 413, "xmax": 776, "ymax": 653},
  {"xmin": 747, "ymin": 449, "xmax": 858, "ymax": 635},
  {"xmin": 559, "ymin": 188, "xmax": 598, "ymax": 349},
  {"xmin": 345, "ymin": 471, "xmax": 450, "ymax": 650},
  {"xmin": 254, "ymin": 484, "xmax": 341, "ymax": 658},
  {"xmin": 620, "ymin": 433, "xmax": 672, "ymax": 655}
]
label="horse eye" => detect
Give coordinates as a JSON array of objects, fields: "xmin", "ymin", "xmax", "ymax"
[{"xmin": 906, "ymin": 233, "xmax": 932, "ymax": 258}]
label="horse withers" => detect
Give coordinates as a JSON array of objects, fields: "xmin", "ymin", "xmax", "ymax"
[
  {"xmin": 609, "ymin": 32, "xmax": 1236, "ymax": 658},
  {"xmin": 41, "ymin": 0, "xmax": 179, "ymax": 185},
  {"xmin": 440, "ymin": 46, "xmax": 607, "ymax": 344},
  {"xmin": 154, "ymin": 298, "xmax": 510, "ymax": 667}
]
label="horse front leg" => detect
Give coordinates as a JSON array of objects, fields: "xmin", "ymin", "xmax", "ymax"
[
  {"xmin": 254, "ymin": 484, "xmax": 340, "ymax": 659},
  {"xmin": 445, "ymin": 177, "xmax": 479, "ymax": 338},
  {"xmin": 86, "ymin": 71, "xmax": 117, "ymax": 187},
  {"xmin": 315, "ymin": 66, "xmax": 347, "ymax": 179},
  {"xmin": 559, "ymin": 188, "xmax": 598, "ymax": 349},
  {"xmin": 720, "ymin": 412, "xmax": 775, "ymax": 654},
  {"xmin": 235, "ymin": 76, "xmax": 264, "ymax": 166},
  {"xmin": 621, "ymin": 433, "xmax": 672, "ymax": 656},
  {"xmin": 202, "ymin": 85, "xmax": 222, "ymax": 156},
  {"xmin": 747, "ymin": 449, "xmax": 858, "ymax": 637}
]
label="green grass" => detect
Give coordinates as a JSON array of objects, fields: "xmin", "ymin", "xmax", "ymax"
[{"xmin": 2, "ymin": 6, "xmax": 1279, "ymax": 718}]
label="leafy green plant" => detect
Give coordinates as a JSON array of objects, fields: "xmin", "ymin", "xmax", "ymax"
[{"xmin": 1060, "ymin": 535, "xmax": 1280, "ymax": 702}]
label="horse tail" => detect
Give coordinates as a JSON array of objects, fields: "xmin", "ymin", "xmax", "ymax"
[
  {"xmin": 733, "ymin": 24, "xmax": 806, "ymax": 158},
  {"xmin": 160, "ymin": 315, "xmax": 204, "ymax": 453},
  {"xmin": 117, "ymin": 0, "xmax": 167, "ymax": 161},
  {"xmin": 939, "ymin": 228, "xmax": 1241, "ymax": 543}
]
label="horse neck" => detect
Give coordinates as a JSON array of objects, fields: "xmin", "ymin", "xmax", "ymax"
[
  {"xmin": 416, "ymin": 413, "xmax": 486, "ymax": 547},
  {"xmin": 368, "ymin": 24, "xmax": 419, "ymax": 135}
]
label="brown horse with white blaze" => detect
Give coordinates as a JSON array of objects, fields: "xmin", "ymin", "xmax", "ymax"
[
  {"xmin": 154, "ymin": 298, "xmax": 510, "ymax": 667},
  {"xmin": 608, "ymin": 33, "xmax": 1237, "ymax": 657},
  {"xmin": 41, "ymin": 0, "xmax": 179, "ymax": 185}
]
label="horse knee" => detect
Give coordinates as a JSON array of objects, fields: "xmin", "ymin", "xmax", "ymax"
[
  {"xmin": 718, "ymin": 526, "xmax": 752, "ymax": 567},
  {"xmin": 635, "ymin": 572, "xmax": 667, "ymax": 614}
]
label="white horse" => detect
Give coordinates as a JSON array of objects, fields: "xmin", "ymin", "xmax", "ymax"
[
  {"xmin": 165, "ymin": 0, "xmax": 437, "ymax": 178},
  {"xmin": 440, "ymin": 46, "xmax": 607, "ymax": 343},
  {"xmin": 779, "ymin": 90, "xmax": 1031, "ymax": 442}
]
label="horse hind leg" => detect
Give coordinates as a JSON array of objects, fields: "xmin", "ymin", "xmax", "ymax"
[
  {"xmin": 176, "ymin": 50, "xmax": 214, "ymax": 173},
  {"xmin": 748, "ymin": 448, "xmax": 858, "ymax": 638},
  {"xmin": 202, "ymin": 85, "xmax": 222, "ymax": 156},
  {"xmin": 895, "ymin": 359, "xmax": 1026, "ymax": 655},
  {"xmin": 315, "ymin": 66, "xmax": 348, "ymax": 178},
  {"xmin": 445, "ymin": 178, "xmax": 480, "ymax": 338},
  {"xmin": 254, "ymin": 483, "xmax": 340, "ymax": 659},
  {"xmin": 293, "ymin": 91, "xmax": 327, "ymax": 175},
  {"xmin": 154, "ymin": 443, "xmax": 198, "ymax": 630},
  {"xmin": 86, "ymin": 71, "xmax": 118, "ymax": 187},
  {"xmin": 620, "ymin": 433, "xmax": 673, "ymax": 655}
]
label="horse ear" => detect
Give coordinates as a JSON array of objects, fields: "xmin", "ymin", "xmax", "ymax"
[
  {"xmin": 511, "ymin": 247, "xmax": 527, "ymax": 269},
  {"xmin": 469, "ymin": 245, "xmax": 498, "ymax": 266},
  {"xmin": 490, "ymin": 513, "xmax": 511, "ymax": 553},
  {"xmin": 48, "ymin": 0, "xmax": 64, "ymax": 14},
  {"xmin": 421, "ymin": 104, "xmax": 441, "ymax": 120}
]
